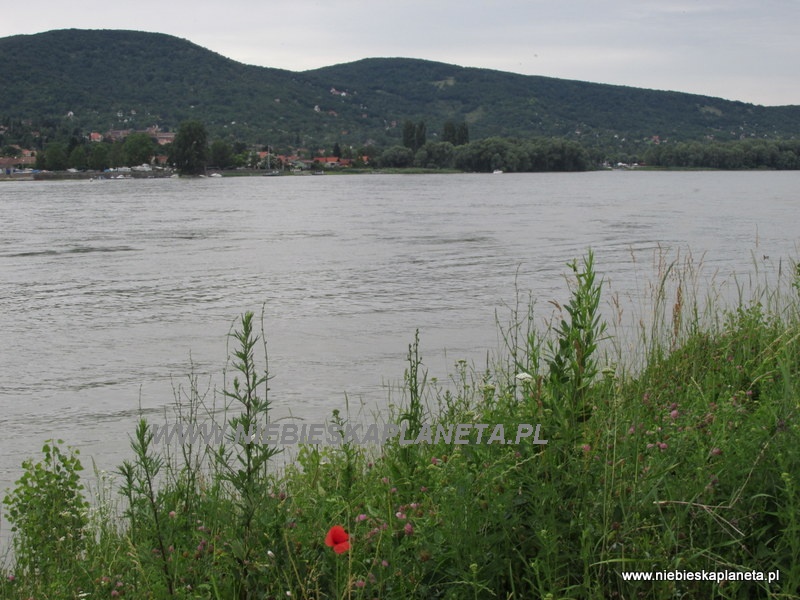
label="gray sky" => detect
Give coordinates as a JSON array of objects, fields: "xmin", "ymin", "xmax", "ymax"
[{"xmin": 2, "ymin": 0, "xmax": 798, "ymax": 106}]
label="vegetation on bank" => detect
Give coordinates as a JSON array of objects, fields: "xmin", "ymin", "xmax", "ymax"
[
  {"xmin": 643, "ymin": 139, "xmax": 800, "ymax": 170},
  {"xmin": 5, "ymin": 114, "xmax": 800, "ymax": 175},
  {"xmin": 2, "ymin": 251, "xmax": 800, "ymax": 599}
]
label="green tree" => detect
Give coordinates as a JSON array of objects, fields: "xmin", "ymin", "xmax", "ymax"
[
  {"xmin": 123, "ymin": 132, "xmax": 156, "ymax": 166},
  {"xmin": 68, "ymin": 145, "xmax": 87, "ymax": 170},
  {"xmin": 402, "ymin": 120, "xmax": 427, "ymax": 152},
  {"xmin": 170, "ymin": 120, "xmax": 209, "ymax": 175},
  {"xmin": 414, "ymin": 141, "xmax": 455, "ymax": 169},
  {"xmin": 87, "ymin": 143, "xmax": 110, "ymax": 171},
  {"xmin": 209, "ymin": 140, "xmax": 234, "ymax": 169},
  {"xmin": 442, "ymin": 121, "xmax": 457, "ymax": 145},
  {"xmin": 43, "ymin": 142, "xmax": 68, "ymax": 171},
  {"xmin": 378, "ymin": 145, "xmax": 414, "ymax": 168},
  {"xmin": 402, "ymin": 120, "xmax": 416, "ymax": 150},
  {"xmin": 456, "ymin": 122, "xmax": 469, "ymax": 145},
  {"xmin": 414, "ymin": 121, "xmax": 427, "ymax": 151},
  {"xmin": 108, "ymin": 142, "xmax": 125, "ymax": 168}
]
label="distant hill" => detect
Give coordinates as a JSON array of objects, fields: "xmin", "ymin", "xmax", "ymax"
[{"xmin": 1, "ymin": 29, "xmax": 799, "ymax": 150}]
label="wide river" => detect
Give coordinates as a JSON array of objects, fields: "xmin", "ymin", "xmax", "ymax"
[{"xmin": 1, "ymin": 171, "xmax": 799, "ymax": 497}]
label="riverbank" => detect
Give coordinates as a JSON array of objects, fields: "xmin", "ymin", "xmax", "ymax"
[
  {"xmin": 1, "ymin": 164, "xmax": 789, "ymax": 183},
  {"xmin": 0, "ymin": 166, "xmax": 478, "ymax": 182},
  {"xmin": 2, "ymin": 251, "xmax": 798, "ymax": 599}
]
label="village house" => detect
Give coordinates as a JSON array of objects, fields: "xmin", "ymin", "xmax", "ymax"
[
  {"xmin": 306, "ymin": 155, "xmax": 370, "ymax": 168},
  {"xmin": 252, "ymin": 152, "xmax": 369, "ymax": 170},
  {"xmin": 0, "ymin": 152, "xmax": 37, "ymax": 173},
  {"xmin": 153, "ymin": 132, "xmax": 175, "ymax": 145},
  {"xmin": 105, "ymin": 129, "xmax": 133, "ymax": 142},
  {"xmin": 102, "ymin": 128, "xmax": 175, "ymax": 145}
]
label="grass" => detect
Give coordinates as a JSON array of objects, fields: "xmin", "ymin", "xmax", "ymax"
[{"xmin": 2, "ymin": 250, "xmax": 800, "ymax": 599}]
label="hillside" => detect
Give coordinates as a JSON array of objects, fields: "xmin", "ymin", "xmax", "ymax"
[
  {"xmin": 309, "ymin": 58, "xmax": 800, "ymax": 144},
  {"xmin": 1, "ymin": 29, "xmax": 799, "ymax": 150},
  {"xmin": 0, "ymin": 29, "xmax": 325, "ymax": 146}
]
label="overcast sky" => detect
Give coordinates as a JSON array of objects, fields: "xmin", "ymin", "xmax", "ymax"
[{"xmin": 2, "ymin": 0, "xmax": 797, "ymax": 106}]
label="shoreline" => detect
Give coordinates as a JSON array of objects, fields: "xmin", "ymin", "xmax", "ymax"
[{"xmin": 0, "ymin": 165, "xmax": 788, "ymax": 183}]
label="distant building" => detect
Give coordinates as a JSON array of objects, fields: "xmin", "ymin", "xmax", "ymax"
[
  {"xmin": 105, "ymin": 129, "xmax": 132, "ymax": 142},
  {"xmin": 153, "ymin": 132, "xmax": 175, "ymax": 145},
  {"xmin": 103, "ymin": 128, "xmax": 174, "ymax": 145},
  {"xmin": 0, "ymin": 155, "xmax": 37, "ymax": 170}
]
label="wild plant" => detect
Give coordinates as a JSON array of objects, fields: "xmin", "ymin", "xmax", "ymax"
[
  {"xmin": 163, "ymin": 363, "xmax": 215, "ymax": 516},
  {"xmin": 212, "ymin": 311, "xmax": 281, "ymax": 598},
  {"xmin": 545, "ymin": 249, "xmax": 607, "ymax": 431},
  {"xmin": 2, "ymin": 440, "xmax": 89, "ymax": 591},
  {"xmin": 397, "ymin": 329, "xmax": 427, "ymax": 473},
  {"xmin": 118, "ymin": 418, "xmax": 175, "ymax": 594},
  {"xmin": 493, "ymin": 280, "xmax": 544, "ymax": 413}
]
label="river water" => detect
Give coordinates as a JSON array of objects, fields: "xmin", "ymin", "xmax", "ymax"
[{"xmin": 1, "ymin": 171, "xmax": 798, "ymax": 496}]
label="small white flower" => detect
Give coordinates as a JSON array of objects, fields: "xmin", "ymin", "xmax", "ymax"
[
  {"xmin": 515, "ymin": 372, "xmax": 533, "ymax": 382},
  {"xmin": 267, "ymin": 550, "xmax": 275, "ymax": 559}
]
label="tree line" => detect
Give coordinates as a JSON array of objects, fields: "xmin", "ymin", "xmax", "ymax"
[
  {"xmin": 25, "ymin": 121, "xmax": 236, "ymax": 174},
  {"xmin": 378, "ymin": 135, "xmax": 590, "ymax": 172},
  {"xmin": 30, "ymin": 133, "xmax": 163, "ymax": 172},
  {"xmin": 14, "ymin": 118, "xmax": 800, "ymax": 175},
  {"xmin": 643, "ymin": 139, "xmax": 800, "ymax": 170},
  {"xmin": 401, "ymin": 120, "xmax": 469, "ymax": 152}
]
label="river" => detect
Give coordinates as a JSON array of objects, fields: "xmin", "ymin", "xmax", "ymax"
[{"xmin": 1, "ymin": 171, "xmax": 798, "ymax": 496}]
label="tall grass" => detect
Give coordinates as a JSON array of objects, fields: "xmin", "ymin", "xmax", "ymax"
[{"xmin": 2, "ymin": 250, "xmax": 799, "ymax": 599}]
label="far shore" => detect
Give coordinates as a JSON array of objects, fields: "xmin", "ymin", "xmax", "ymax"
[{"xmin": 3, "ymin": 164, "xmax": 773, "ymax": 182}]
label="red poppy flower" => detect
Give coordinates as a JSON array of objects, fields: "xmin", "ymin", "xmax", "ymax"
[{"xmin": 325, "ymin": 525, "xmax": 350, "ymax": 554}]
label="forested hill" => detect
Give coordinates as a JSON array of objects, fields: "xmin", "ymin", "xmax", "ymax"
[
  {"xmin": 309, "ymin": 58, "xmax": 800, "ymax": 144},
  {"xmin": 2, "ymin": 28, "xmax": 799, "ymax": 149}
]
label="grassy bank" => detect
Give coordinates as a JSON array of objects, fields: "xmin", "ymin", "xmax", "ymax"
[{"xmin": 2, "ymin": 251, "xmax": 799, "ymax": 599}]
